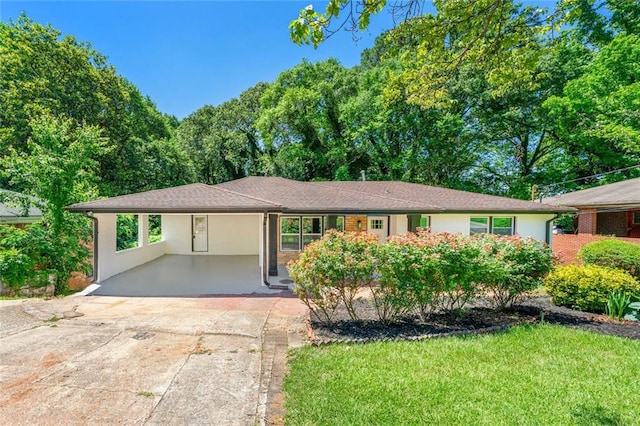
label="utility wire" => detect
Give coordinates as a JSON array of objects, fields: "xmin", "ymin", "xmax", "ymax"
[{"xmin": 537, "ymin": 164, "xmax": 640, "ymax": 195}]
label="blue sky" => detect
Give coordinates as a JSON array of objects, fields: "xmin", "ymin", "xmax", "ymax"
[{"xmin": 0, "ymin": 1, "xmax": 400, "ymax": 119}]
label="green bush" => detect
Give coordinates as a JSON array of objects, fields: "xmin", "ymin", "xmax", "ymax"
[
  {"xmin": 288, "ymin": 230, "xmax": 380, "ymax": 323},
  {"xmin": 578, "ymin": 239, "xmax": 640, "ymax": 279},
  {"xmin": 545, "ymin": 265, "xmax": 640, "ymax": 313},
  {"xmin": 476, "ymin": 234, "xmax": 554, "ymax": 309}
]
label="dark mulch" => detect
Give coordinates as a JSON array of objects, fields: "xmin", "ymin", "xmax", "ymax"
[{"xmin": 308, "ymin": 295, "xmax": 640, "ymax": 344}]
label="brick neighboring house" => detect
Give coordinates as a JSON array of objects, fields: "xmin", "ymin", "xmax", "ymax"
[
  {"xmin": 544, "ymin": 177, "xmax": 640, "ymax": 263},
  {"xmin": 67, "ymin": 176, "xmax": 569, "ymax": 291}
]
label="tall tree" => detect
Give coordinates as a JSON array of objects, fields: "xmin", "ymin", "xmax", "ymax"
[
  {"xmin": 0, "ymin": 15, "xmax": 194, "ymax": 196},
  {"xmin": 257, "ymin": 59, "xmax": 359, "ymax": 180},
  {"xmin": 178, "ymin": 83, "xmax": 268, "ymax": 184}
]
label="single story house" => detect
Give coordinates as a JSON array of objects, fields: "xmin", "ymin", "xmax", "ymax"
[
  {"xmin": 0, "ymin": 189, "xmax": 42, "ymax": 227},
  {"xmin": 543, "ymin": 177, "xmax": 640, "ymax": 263},
  {"xmin": 67, "ymin": 176, "xmax": 569, "ymax": 293}
]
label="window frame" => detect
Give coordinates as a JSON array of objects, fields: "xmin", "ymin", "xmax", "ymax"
[
  {"xmin": 370, "ymin": 218, "xmax": 384, "ymax": 230},
  {"xmin": 633, "ymin": 212, "xmax": 640, "ymax": 225},
  {"xmin": 302, "ymin": 216, "xmax": 323, "ymax": 249},
  {"xmin": 470, "ymin": 216, "xmax": 515, "ymax": 236},
  {"xmin": 491, "ymin": 216, "xmax": 515, "ymax": 236},
  {"xmin": 280, "ymin": 216, "xmax": 302, "ymax": 252}
]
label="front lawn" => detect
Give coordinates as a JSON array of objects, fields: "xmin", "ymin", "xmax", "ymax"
[{"xmin": 285, "ymin": 324, "xmax": 640, "ymax": 425}]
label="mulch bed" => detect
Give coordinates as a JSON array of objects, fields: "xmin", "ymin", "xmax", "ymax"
[{"xmin": 307, "ymin": 295, "xmax": 640, "ymax": 345}]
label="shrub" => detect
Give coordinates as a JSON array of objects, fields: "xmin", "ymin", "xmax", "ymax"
[
  {"xmin": 578, "ymin": 239, "xmax": 640, "ymax": 279},
  {"xmin": 544, "ymin": 265, "xmax": 640, "ymax": 313},
  {"xmin": 475, "ymin": 234, "xmax": 554, "ymax": 309},
  {"xmin": 288, "ymin": 230, "xmax": 380, "ymax": 323}
]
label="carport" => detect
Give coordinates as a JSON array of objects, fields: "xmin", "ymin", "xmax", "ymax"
[{"xmin": 88, "ymin": 254, "xmax": 283, "ymax": 297}]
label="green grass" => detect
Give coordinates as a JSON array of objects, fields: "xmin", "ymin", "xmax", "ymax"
[{"xmin": 285, "ymin": 324, "xmax": 640, "ymax": 425}]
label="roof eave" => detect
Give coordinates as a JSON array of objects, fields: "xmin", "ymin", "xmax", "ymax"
[{"xmin": 66, "ymin": 206, "xmax": 284, "ymax": 214}]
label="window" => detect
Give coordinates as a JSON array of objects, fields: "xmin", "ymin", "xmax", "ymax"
[
  {"xmin": 370, "ymin": 219, "xmax": 384, "ymax": 230},
  {"xmin": 116, "ymin": 214, "xmax": 139, "ymax": 251},
  {"xmin": 470, "ymin": 217, "xmax": 489, "ymax": 235},
  {"xmin": 323, "ymin": 216, "xmax": 345, "ymax": 232},
  {"xmin": 149, "ymin": 215, "xmax": 162, "ymax": 244},
  {"xmin": 280, "ymin": 217, "xmax": 300, "ymax": 251},
  {"xmin": 470, "ymin": 216, "xmax": 514, "ymax": 236},
  {"xmin": 302, "ymin": 217, "xmax": 323, "ymax": 248},
  {"xmin": 492, "ymin": 217, "xmax": 514, "ymax": 236},
  {"xmin": 634, "ymin": 212, "xmax": 640, "ymax": 225}
]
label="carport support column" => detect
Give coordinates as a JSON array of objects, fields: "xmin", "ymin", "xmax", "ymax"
[{"xmin": 268, "ymin": 214, "xmax": 278, "ymax": 276}]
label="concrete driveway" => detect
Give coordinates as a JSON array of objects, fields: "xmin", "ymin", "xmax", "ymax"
[{"xmin": 0, "ymin": 294, "xmax": 307, "ymax": 425}]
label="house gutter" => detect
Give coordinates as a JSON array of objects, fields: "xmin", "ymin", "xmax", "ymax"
[{"xmin": 84, "ymin": 212, "xmax": 98, "ymax": 283}]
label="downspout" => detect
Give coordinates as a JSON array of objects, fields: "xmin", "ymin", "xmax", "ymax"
[
  {"xmin": 263, "ymin": 212, "xmax": 270, "ymax": 286},
  {"xmin": 84, "ymin": 211, "xmax": 98, "ymax": 283},
  {"xmin": 545, "ymin": 213, "xmax": 560, "ymax": 245}
]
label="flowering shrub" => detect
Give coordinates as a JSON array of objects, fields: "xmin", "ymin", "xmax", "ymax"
[
  {"xmin": 288, "ymin": 230, "xmax": 380, "ymax": 323},
  {"xmin": 475, "ymin": 234, "xmax": 554, "ymax": 309},
  {"xmin": 288, "ymin": 229, "xmax": 554, "ymax": 324}
]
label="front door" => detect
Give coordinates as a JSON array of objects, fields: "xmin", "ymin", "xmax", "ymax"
[
  {"xmin": 192, "ymin": 215, "xmax": 208, "ymax": 252},
  {"xmin": 367, "ymin": 216, "xmax": 388, "ymax": 243}
]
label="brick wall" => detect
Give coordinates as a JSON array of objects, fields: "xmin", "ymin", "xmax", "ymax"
[
  {"xmin": 596, "ymin": 212, "xmax": 628, "ymax": 237},
  {"xmin": 553, "ymin": 234, "xmax": 640, "ymax": 264},
  {"xmin": 577, "ymin": 209, "xmax": 597, "ymax": 234}
]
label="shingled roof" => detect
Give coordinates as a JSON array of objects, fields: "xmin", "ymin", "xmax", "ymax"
[
  {"xmin": 543, "ymin": 177, "xmax": 640, "ymax": 208},
  {"xmin": 68, "ymin": 177, "xmax": 567, "ymax": 214},
  {"xmin": 67, "ymin": 183, "xmax": 282, "ymax": 213}
]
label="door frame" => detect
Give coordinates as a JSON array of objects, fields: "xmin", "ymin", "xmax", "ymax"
[
  {"xmin": 192, "ymin": 215, "xmax": 208, "ymax": 252},
  {"xmin": 367, "ymin": 215, "xmax": 389, "ymax": 243}
]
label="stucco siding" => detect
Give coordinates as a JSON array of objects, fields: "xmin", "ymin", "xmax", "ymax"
[
  {"xmin": 95, "ymin": 213, "xmax": 166, "ymax": 282},
  {"xmin": 209, "ymin": 214, "xmax": 260, "ymax": 255},
  {"xmin": 515, "ymin": 214, "xmax": 555, "ymax": 241},
  {"xmin": 163, "ymin": 214, "xmax": 260, "ymax": 255},
  {"xmin": 389, "ymin": 215, "xmax": 408, "ymax": 235},
  {"xmin": 429, "ymin": 213, "xmax": 553, "ymax": 241}
]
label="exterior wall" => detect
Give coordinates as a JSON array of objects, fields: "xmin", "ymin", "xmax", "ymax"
[
  {"xmin": 430, "ymin": 213, "xmax": 554, "ymax": 241},
  {"xmin": 345, "ymin": 215, "xmax": 368, "ymax": 232},
  {"xmin": 95, "ymin": 213, "xmax": 166, "ymax": 282},
  {"xmin": 389, "ymin": 215, "xmax": 409, "ymax": 235},
  {"xmin": 596, "ymin": 212, "xmax": 628, "ymax": 237},
  {"xmin": 163, "ymin": 214, "xmax": 260, "ymax": 256},
  {"xmin": 577, "ymin": 208, "xmax": 598, "ymax": 234},
  {"xmin": 553, "ymin": 234, "xmax": 640, "ymax": 265},
  {"xmin": 274, "ymin": 212, "xmax": 554, "ymax": 266}
]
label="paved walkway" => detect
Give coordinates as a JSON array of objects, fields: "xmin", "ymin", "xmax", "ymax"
[{"xmin": 0, "ymin": 294, "xmax": 307, "ymax": 425}]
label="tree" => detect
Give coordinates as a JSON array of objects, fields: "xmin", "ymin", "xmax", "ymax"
[
  {"xmin": 258, "ymin": 59, "xmax": 359, "ymax": 180},
  {"xmin": 544, "ymin": 33, "xmax": 640, "ymax": 184},
  {"xmin": 0, "ymin": 15, "xmax": 193, "ymax": 196},
  {"xmin": 178, "ymin": 82, "xmax": 268, "ymax": 184},
  {"xmin": 1, "ymin": 113, "xmax": 104, "ymax": 293}
]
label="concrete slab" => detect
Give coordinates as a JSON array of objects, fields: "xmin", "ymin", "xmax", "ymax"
[
  {"xmin": 0, "ymin": 295, "xmax": 308, "ymax": 425},
  {"xmin": 90, "ymin": 254, "xmax": 283, "ymax": 297}
]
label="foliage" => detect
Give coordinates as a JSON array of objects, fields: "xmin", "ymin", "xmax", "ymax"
[
  {"xmin": 0, "ymin": 15, "xmax": 194, "ymax": 196},
  {"xmin": 0, "ymin": 113, "xmax": 99, "ymax": 293},
  {"xmin": 289, "ymin": 230, "xmax": 380, "ymax": 322},
  {"xmin": 578, "ymin": 239, "xmax": 640, "ymax": 279},
  {"xmin": 289, "ymin": 230, "xmax": 553, "ymax": 323},
  {"xmin": 177, "ymin": 82, "xmax": 268, "ymax": 184},
  {"xmin": 149, "ymin": 215, "xmax": 162, "ymax": 244},
  {"xmin": 285, "ymin": 324, "xmax": 640, "ymax": 425},
  {"xmin": 606, "ymin": 291, "xmax": 631, "ymax": 321},
  {"xmin": 545, "ymin": 265, "xmax": 640, "ymax": 313},
  {"xmin": 476, "ymin": 234, "xmax": 554, "ymax": 309},
  {"xmin": 116, "ymin": 214, "xmax": 139, "ymax": 251},
  {"xmin": 0, "ymin": 224, "xmax": 53, "ymax": 289}
]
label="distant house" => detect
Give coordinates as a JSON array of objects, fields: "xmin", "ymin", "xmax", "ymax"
[
  {"xmin": 544, "ymin": 177, "xmax": 640, "ymax": 262},
  {"xmin": 67, "ymin": 177, "xmax": 569, "ymax": 295},
  {"xmin": 0, "ymin": 189, "xmax": 42, "ymax": 227}
]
